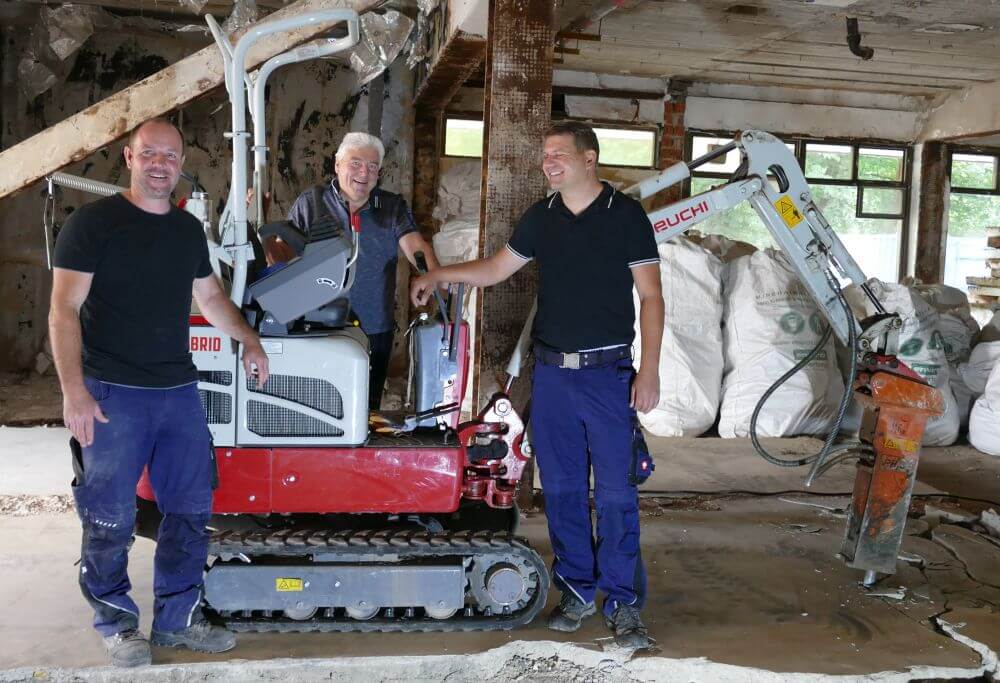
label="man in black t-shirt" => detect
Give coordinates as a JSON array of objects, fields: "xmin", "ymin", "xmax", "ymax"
[
  {"xmin": 50, "ymin": 118, "xmax": 269, "ymax": 667},
  {"xmin": 412, "ymin": 122, "xmax": 664, "ymax": 649}
]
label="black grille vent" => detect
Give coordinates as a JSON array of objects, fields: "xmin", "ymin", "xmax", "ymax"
[
  {"xmin": 247, "ymin": 401, "xmax": 344, "ymax": 437},
  {"xmin": 247, "ymin": 374, "xmax": 343, "ymax": 418},
  {"xmin": 198, "ymin": 370, "xmax": 233, "ymax": 386},
  {"xmin": 199, "ymin": 390, "xmax": 232, "ymax": 424}
]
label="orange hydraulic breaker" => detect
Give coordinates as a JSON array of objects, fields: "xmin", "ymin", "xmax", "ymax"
[{"xmin": 840, "ymin": 360, "xmax": 944, "ymax": 584}]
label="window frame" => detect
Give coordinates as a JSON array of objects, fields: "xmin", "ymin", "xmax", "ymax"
[
  {"xmin": 947, "ymin": 147, "xmax": 1000, "ymax": 197},
  {"xmin": 684, "ymin": 129, "xmax": 913, "ymax": 281},
  {"xmin": 440, "ymin": 114, "xmax": 661, "ymax": 169}
]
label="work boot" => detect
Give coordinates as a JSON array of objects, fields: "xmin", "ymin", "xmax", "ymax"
[
  {"xmin": 546, "ymin": 592, "xmax": 597, "ymax": 632},
  {"xmin": 151, "ymin": 617, "xmax": 236, "ymax": 653},
  {"xmin": 102, "ymin": 629, "xmax": 152, "ymax": 668},
  {"xmin": 604, "ymin": 604, "xmax": 653, "ymax": 650}
]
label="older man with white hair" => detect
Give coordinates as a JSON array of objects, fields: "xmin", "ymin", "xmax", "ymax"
[{"xmin": 263, "ymin": 132, "xmax": 440, "ymax": 409}]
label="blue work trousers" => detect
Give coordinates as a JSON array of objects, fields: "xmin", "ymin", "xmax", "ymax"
[
  {"xmin": 71, "ymin": 377, "xmax": 214, "ymax": 637},
  {"xmin": 531, "ymin": 358, "xmax": 647, "ymax": 616}
]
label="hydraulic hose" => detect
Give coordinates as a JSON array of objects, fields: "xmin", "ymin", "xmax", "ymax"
[{"xmin": 749, "ymin": 270, "xmax": 860, "ymax": 480}]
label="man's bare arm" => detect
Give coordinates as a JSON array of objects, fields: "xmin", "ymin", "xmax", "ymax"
[
  {"xmin": 632, "ymin": 263, "xmax": 664, "ymax": 413},
  {"xmin": 49, "ymin": 268, "xmax": 108, "ymax": 446},
  {"xmin": 193, "ymin": 275, "xmax": 270, "ymax": 386},
  {"xmin": 410, "ymin": 249, "xmax": 528, "ymax": 306}
]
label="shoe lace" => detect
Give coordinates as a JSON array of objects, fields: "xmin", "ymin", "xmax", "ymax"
[
  {"xmin": 613, "ymin": 605, "xmax": 646, "ymax": 634},
  {"xmin": 559, "ymin": 593, "xmax": 589, "ymax": 614}
]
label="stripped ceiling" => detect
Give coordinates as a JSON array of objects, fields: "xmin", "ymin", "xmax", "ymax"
[{"xmin": 554, "ymin": 0, "xmax": 1000, "ymax": 100}]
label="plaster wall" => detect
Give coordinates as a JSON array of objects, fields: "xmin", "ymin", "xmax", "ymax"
[{"xmin": 0, "ymin": 15, "xmax": 414, "ymax": 371}]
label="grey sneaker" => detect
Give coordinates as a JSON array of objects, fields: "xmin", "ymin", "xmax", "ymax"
[
  {"xmin": 604, "ymin": 604, "xmax": 652, "ymax": 650},
  {"xmin": 546, "ymin": 593, "xmax": 597, "ymax": 632},
  {"xmin": 151, "ymin": 618, "xmax": 236, "ymax": 653},
  {"xmin": 102, "ymin": 629, "xmax": 151, "ymax": 668}
]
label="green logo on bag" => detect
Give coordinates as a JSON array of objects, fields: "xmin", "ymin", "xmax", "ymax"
[
  {"xmin": 809, "ymin": 312, "xmax": 825, "ymax": 336},
  {"xmin": 780, "ymin": 312, "xmax": 805, "ymax": 334},
  {"xmin": 899, "ymin": 338, "xmax": 923, "ymax": 357},
  {"xmin": 927, "ymin": 331, "xmax": 947, "ymax": 353}
]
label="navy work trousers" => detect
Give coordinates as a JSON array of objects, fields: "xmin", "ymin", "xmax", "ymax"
[
  {"xmin": 531, "ymin": 357, "xmax": 647, "ymax": 616},
  {"xmin": 71, "ymin": 377, "xmax": 214, "ymax": 637}
]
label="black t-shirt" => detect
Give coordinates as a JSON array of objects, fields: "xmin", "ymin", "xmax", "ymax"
[
  {"xmin": 507, "ymin": 182, "xmax": 659, "ymax": 352},
  {"xmin": 53, "ymin": 193, "xmax": 213, "ymax": 387}
]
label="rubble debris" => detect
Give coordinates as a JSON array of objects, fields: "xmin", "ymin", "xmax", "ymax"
[
  {"xmin": 0, "ymin": 495, "xmax": 74, "ymax": 517},
  {"xmin": 980, "ymin": 508, "xmax": 1000, "ymax": 539}
]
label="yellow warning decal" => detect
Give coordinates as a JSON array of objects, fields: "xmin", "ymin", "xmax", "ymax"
[
  {"xmin": 774, "ymin": 195, "xmax": 804, "ymax": 229},
  {"xmin": 882, "ymin": 436, "xmax": 918, "ymax": 454},
  {"xmin": 275, "ymin": 578, "xmax": 304, "ymax": 592}
]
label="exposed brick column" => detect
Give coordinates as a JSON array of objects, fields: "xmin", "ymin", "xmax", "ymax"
[{"xmin": 651, "ymin": 82, "xmax": 688, "ymax": 211}]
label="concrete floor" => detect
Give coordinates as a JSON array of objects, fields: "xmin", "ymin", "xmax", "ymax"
[{"xmin": 2, "ymin": 427, "xmax": 1000, "ymax": 681}]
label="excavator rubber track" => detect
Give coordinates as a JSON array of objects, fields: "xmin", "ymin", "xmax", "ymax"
[{"xmin": 207, "ymin": 528, "xmax": 550, "ymax": 633}]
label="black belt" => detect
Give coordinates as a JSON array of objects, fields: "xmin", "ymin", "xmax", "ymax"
[{"xmin": 534, "ymin": 343, "xmax": 631, "ymax": 369}]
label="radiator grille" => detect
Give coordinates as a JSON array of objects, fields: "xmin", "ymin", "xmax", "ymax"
[
  {"xmin": 247, "ymin": 401, "xmax": 344, "ymax": 437},
  {"xmin": 247, "ymin": 374, "xmax": 344, "ymax": 418},
  {"xmin": 199, "ymin": 390, "xmax": 232, "ymax": 424},
  {"xmin": 199, "ymin": 370, "xmax": 233, "ymax": 386}
]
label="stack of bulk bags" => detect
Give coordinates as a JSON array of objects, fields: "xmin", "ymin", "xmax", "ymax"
[
  {"xmin": 431, "ymin": 161, "xmax": 481, "ymax": 418},
  {"xmin": 843, "ymin": 281, "xmax": 960, "ymax": 446},
  {"xmin": 913, "ymin": 284, "xmax": 981, "ymax": 427},
  {"xmin": 718, "ymin": 249, "xmax": 845, "ymax": 438},
  {"xmin": 632, "ymin": 237, "xmax": 725, "ymax": 437}
]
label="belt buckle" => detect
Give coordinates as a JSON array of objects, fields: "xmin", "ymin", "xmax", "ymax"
[{"xmin": 561, "ymin": 352, "xmax": 581, "ymax": 369}]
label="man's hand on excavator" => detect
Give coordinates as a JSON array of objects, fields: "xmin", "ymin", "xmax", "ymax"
[
  {"xmin": 410, "ymin": 272, "xmax": 440, "ymax": 307},
  {"xmin": 631, "ymin": 367, "xmax": 659, "ymax": 414},
  {"xmin": 242, "ymin": 339, "xmax": 271, "ymax": 389},
  {"xmin": 63, "ymin": 386, "xmax": 109, "ymax": 447}
]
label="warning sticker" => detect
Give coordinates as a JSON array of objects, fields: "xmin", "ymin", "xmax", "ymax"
[
  {"xmin": 275, "ymin": 578, "xmax": 304, "ymax": 592},
  {"xmin": 882, "ymin": 436, "xmax": 918, "ymax": 454},
  {"xmin": 774, "ymin": 195, "xmax": 804, "ymax": 229}
]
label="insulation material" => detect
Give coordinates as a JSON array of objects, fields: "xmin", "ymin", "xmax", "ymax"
[
  {"xmin": 350, "ymin": 11, "xmax": 415, "ymax": 85},
  {"xmin": 959, "ymin": 341, "xmax": 1000, "ymax": 395},
  {"xmin": 18, "ymin": 5, "xmax": 100, "ymax": 99},
  {"xmin": 969, "ymin": 361, "xmax": 1000, "ymax": 456},
  {"xmin": 223, "ymin": 0, "xmax": 259, "ymax": 35},
  {"xmin": 844, "ymin": 281, "xmax": 960, "ymax": 446},
  {"xmin": 687, "ymin": 232, "xmax": 757, "ymax": 263},
  {"xmin": 913, "ymin": 284, "xmax": 980, "ymax": 428},
  {"xmin": 179, "ymin": 0, "xmax": 211, "ymax": 12},
  {"xmin": 718, "ymin": 249, "xmax": 844, "ymax": 438},
  {"xmin": 632, "ymin": 238, "xmax": 724, "ymax": 437}
]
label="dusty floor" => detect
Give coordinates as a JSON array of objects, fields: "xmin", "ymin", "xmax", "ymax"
[{"xmin": 2, "ymin": 420, "xmax": 1000, "ymax": 680}]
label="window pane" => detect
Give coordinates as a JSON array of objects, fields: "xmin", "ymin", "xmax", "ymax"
[
  {"xmin": 594, "ymin": 128, "xmax": 655, "ymax": 167},
  {"xmin": 444, "ymin": 119, "xmax": 483, "ymax": 157},
  {"xmin": 812, "ymin": 184, "xmax": 901, "ymax": 283},
  {"xmin": 691, "ymin": 135, "xmax": 741, "ymax": 174},
  {"xmin": 944, "ymin": 193, "xmax": 1000, "ymax": 304},
  {"xmin": 951, "ymin": 153, "xmax": 997, "ymax": 190},
  {"xmin": 858, "ymin": 147, "xmax": 904, "ymax": 182},
  {"xmin": 861, "ymin": 187, "xmax": 903, "ymax": 216},
  {"xmin": 805, "ymin": 143, "xmax": 853, "ymax": 180},
  {"xmin": 688, "ymin": 177, "xmax": 774, "ymax": 248}
]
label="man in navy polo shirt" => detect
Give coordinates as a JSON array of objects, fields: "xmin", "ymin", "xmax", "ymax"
[
  {"xmin": 411, "ymin": 121, "xmax": 664, "ymax": 649},
  {"xmin": 263, "ymin": 132, "xmax": 441, "ymax": 409}
]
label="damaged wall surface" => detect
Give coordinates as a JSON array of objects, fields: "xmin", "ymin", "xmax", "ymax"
[{"xmin": 0, "ymin": 6, "xmax": 413, "ymax": 371}]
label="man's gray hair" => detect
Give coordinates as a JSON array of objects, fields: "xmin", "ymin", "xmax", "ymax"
[{"xmin": 335, "ymin": 132, "xmax": 386, "ymax": 165}]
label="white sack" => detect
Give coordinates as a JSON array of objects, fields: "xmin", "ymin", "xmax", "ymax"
[
  {"xmin": 633, "ymin": 237, "xmax": 724, "ymax": 437},
  {"xmin": 719, "ymin": 249, "xmax": 844, "ymax": 438},
  {"xmin": 688, "ymin": 231, "xmax": 757, "ymax": 263},
  {"xmin": 969, "ymin": 361, "xmax": 1000, "ymax": 457},
  {"xmin": 844, "ymin": 281, "xmax": 960, "ymax": 446}
]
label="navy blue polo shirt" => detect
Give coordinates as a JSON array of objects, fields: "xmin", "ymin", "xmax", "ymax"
[
  {"xmin": 506, "ymin": 181, "xmax": 659, "ymax": 353},
  {"xmin": 288, "ymin": 179, "xmax": 418, "ymax": 334}
]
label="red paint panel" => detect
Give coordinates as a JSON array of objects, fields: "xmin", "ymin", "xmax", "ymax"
[
  {"xmin": 189, "ymin": 314, "xmax": 210, "ymax": 326},
  {"xmin": 270, "ymin": 447, "xmax": 465, "ymax": 513},
  {"xmin": 213, "ymin": 449, "xmax": 272, "ymax": 513},
  {"xmin": 136, "ymin": 449, "xmax": 273, "ymax": 514}
]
